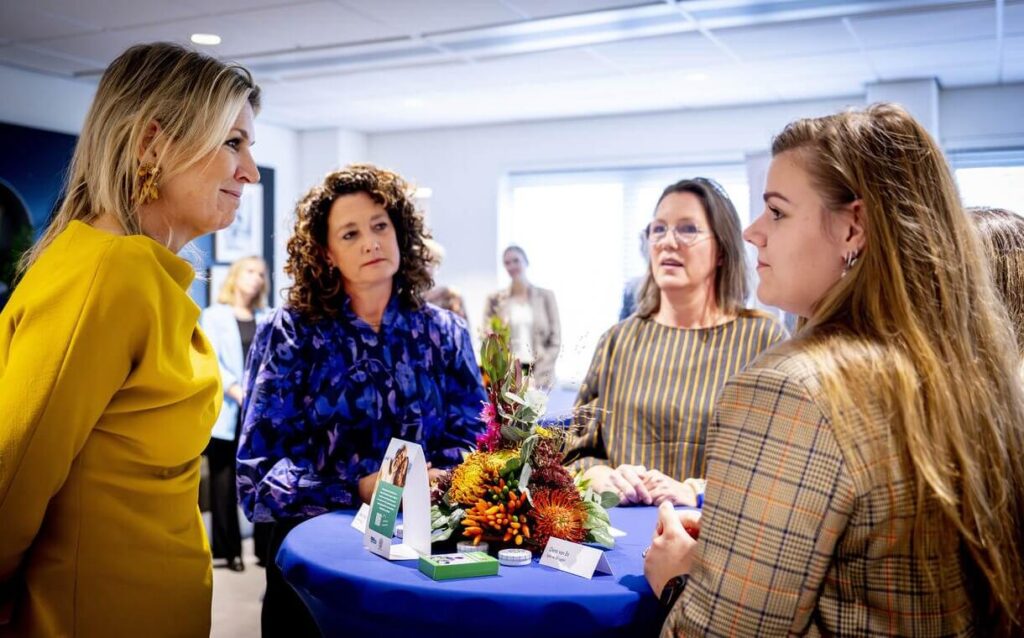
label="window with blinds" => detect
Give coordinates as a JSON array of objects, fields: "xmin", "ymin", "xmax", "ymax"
[{"xmin": 950, "ymin": 148, "xmax": 1024, "ymax": 214}]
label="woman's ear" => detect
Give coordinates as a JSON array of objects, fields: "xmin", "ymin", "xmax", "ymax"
[
  {"xmin": 137, "ymin": 120, "xmax": 164, "ymax": 163},
  {"xmin": 844, "ymin": 198, "xmax": 866, "ymax": 255}
]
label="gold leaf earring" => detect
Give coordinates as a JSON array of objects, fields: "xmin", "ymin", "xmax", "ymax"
[{"xmin": 136, "ymin": 163, "xmax": 161, "ymax": 206}]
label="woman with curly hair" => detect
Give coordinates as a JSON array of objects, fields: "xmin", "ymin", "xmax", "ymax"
[{"xmin": 237, "ymin": 163, "xmax": 486, "ymax": 636}]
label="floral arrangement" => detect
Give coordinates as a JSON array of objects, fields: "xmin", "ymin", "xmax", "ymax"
[{"xmin": 430, "ymin": 318, "xmax": 618, "ymax": 552}]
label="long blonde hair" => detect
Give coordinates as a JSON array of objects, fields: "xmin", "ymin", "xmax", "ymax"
[
  {"xmin": 970, "ymin": 206, "xmax": 1024, "ymax": 360},
  {"xmin": 216, "ymin": 256, "xmax": 268, "ymax": 309},
  {"xmin": 18, "ymin": 42, "xmax": 260, "ymax": 275},
  {"xmin": 774, "ymin": 103, "xmax": 1024, "ymax": 634}
]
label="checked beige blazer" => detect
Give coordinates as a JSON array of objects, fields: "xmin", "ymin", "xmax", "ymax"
[{"xmin": 664, "ymin": 346, "xmax": 980, "ymax": 637}]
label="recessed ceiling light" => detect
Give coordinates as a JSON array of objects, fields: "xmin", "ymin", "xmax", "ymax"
[
  {"xmin": 414, "ymin": 187, "xmax": 433, "ymax": 199},
  {"xmin": 686, "ymin": 72, "xmax": 708, "ymax": 82},
  {"xmin": 191, "ymin": 33, "xmax": 222, "ymax": 46}
]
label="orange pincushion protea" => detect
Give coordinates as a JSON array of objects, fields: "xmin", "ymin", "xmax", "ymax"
[{"xmin": 528, "ymin": 488, "xmax": 587, "ymax": 548}]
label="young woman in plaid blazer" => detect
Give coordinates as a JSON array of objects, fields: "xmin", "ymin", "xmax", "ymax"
[{"xmin": 646, "ymin": 104, "xmax": 1024, "ymax": 637}]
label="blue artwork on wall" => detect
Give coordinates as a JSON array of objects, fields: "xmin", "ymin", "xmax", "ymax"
[
  {"xmin": 0, "ymin": 121, "xmax": 76, "ymax": 309},
  {"xmin": 0, "ymin": 120, "xmax": 275, "ymax": 311}
]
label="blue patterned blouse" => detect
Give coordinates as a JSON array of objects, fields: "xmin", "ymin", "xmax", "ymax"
[{"xmin": 237, "ymin": 296, "xmax": 486, "ymax": 522}]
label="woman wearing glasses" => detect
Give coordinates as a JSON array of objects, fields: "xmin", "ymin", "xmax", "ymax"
[{"xmin": 566, "ymin": 178, "xmax": 786, "ymax": 506}]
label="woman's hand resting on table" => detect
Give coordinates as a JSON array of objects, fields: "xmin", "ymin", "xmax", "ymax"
[
  {"xmin": 641, "ymin": 470, "xmax": 701, "ymax": 506},
  {"xmin": 643, "ymin": 502, "xmax": 702, "ymax": 594},
  {"xmin": 584, "ymin": 464, "xmax": 652, "ymax": 505},
  {"xmin": 585, "ymin": 465, "xmax": 702, "ymax": 506}
]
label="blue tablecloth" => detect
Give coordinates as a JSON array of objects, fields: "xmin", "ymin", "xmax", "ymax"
[{"xmin": 278, "ymin": 506, "xmax": 667, "ymax": 637}]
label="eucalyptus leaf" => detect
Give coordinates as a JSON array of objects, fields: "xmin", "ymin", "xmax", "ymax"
[
  {"xmin": 600, "ymin": 490, "xmax": 621, "ymax": 509},
  {"xmin": 500, "ymin": 424, "xmax": 528, "ymax": 442},
  {"xmin": 587, "ymin": 526, "xmax": 615, "ymax": 549},
  {"xmin": 502, "ymin": 457, "xmax": 523, "ymax": 474},
  {"xmin": 504, "ymin": 392, "xmax": 526, "ymax": 406},
  {"xmin": 447, "ymin": 508, "xmax": 465, "ymax": 526},
  {"xmin": 520, "ymin": 436, "xmax": 538, "ymax": 465},
  {"xmin": 584, "ymin": 500, "xmax": 610, "ymax": 525}
]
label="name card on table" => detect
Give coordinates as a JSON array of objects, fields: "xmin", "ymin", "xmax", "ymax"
[
  {"xmin": 539, "ymin": 537, "xmax": 613, "ymax": 579},
  {"xmin": 363, "ymin": 438, "xmax": 431, "ymax": 561},
  {"xmin": 351, "ymin": 503, "xmax": 370, "ymax": 533}
]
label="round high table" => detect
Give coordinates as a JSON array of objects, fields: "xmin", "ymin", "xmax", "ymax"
[{"xmin": 278, "ymin": 506, "xmax": 669, "ymax": 637}]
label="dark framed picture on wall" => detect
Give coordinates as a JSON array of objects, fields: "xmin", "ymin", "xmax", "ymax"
[{"xmin": 215, "ymin": 183, "xmax": 263, "ymax": 262}]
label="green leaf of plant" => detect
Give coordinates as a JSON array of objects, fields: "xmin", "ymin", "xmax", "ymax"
[
  {"xmin": 584, "ymin": 500, "xmax": 610, "ymax": 525},
  {"xmin": 587, "ymin": 527, "xmax": 615, "ymax": 549},
  {"xmin": 600, "ymin": 490, "xmax": 621, "ymax": 509}
]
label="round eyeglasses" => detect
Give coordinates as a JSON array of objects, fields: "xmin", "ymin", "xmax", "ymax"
[{"xmin": 645, "ymin": 222, "xmax": 709, "ymax": 246}]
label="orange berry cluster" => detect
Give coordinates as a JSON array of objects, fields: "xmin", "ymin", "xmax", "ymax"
[{"xmin": 460, "ymin": 478, "xmax": 531, "ymax": 547}]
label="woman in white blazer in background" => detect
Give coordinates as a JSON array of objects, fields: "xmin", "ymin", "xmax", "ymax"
[
  {"xmin": 200, "ymin": 256, "xmax": 270, "ymax": 571},
  {"xmin": 484, "ymin": 245, "xmax": 561, "ymax": 390}
]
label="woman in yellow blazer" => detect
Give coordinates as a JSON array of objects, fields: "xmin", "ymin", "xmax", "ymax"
[
  {"xmin": 0, "ymin": 43, "xmax": 260, "ymax": 637},
  {"xmin": 646, "ymin": 105, "xmax": 1024, "ymax": 636}
]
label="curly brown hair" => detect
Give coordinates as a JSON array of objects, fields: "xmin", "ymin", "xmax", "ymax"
[{"xmin": 285, "ymin": 164, "xmax": 433, "ymax": 321}]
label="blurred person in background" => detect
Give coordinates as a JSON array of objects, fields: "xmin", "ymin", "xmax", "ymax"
[
  {"xmin": 484, "ymin": 244, "xmax": 561, "ymax": 389},
  {"xmin": 970, "ymin": 206, "xmax": 1024, "ymax": 364},
  {"xmin": 200, "ymin": 255, "xmax": 270, "ymax": 572},
  {"xmin": 423, "ymin": 237, "xmax": 468, "ymax": 323}
]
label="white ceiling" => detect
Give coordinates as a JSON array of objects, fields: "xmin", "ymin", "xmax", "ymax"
[{"xmin": 1, "ymin": 0, "xmax": 1021, "ymax": 132}]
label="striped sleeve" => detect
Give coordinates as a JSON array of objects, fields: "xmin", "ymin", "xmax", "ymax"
[
  {"xmin": 664, "ymin": 363, "xmax": 855, "ymax": 637},
  {"xmin": 565, "ymin": 328, "xmax": 613, "ymax": 470}
]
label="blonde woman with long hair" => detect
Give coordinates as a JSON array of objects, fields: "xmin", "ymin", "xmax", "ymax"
[
  {"xmin": 200, "ymin": 256, "xmax": 269, "ymax": 572},
  {"xmin": 645, "ymin": 104, "xmax": 1024, "ymax": 636},
  {"xmin": 0, "ymin": 43, "xmax": 259, "ymax": 636},
  {"xmin": 970, "ymin": 206, "xmax": 1024, "ymax": 363}
]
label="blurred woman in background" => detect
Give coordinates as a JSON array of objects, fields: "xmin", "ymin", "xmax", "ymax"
[
  {"xmin": 970, "ymin": 206, "xmax": 1024, "ymax": 364},
  {"xmin": 484, "ymin": 245, "xmax": 561, "ymax": 389},
  {"xmin": 200, "ymin": 255, "xmax": 270, "ymax": 572}
]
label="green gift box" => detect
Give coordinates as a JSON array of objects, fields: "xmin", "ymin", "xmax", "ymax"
[{"xmin": 417, "ymin": 552, "xmax": 499, "ymax": 581}]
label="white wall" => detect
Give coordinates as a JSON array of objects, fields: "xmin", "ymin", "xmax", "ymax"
[
  {"xmin": 941, "ymin": 84, "xmax": 1024, "ymax": 150},
  {"xmin": 367, "ymin": 83, "xmax": 1024, "ymax": 328},
  {"xmin": 366, "ymin": 96, "xmax": 858, "ymax": 327},
  {"xmin": 0, "ymin": 66, "xmax": 94, "ymax": 134},
  {"xmin": 251, "ymin": 121, "xmax": 300, "ymax": 306}
]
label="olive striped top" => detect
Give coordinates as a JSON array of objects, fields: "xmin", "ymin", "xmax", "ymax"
[{"xmin": 565, "ymin": 312, "xmax": 786, "ymax": 479}]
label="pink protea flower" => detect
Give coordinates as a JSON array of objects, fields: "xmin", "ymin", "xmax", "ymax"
[
  {"xmin": 475, "ymin": 421, "xmax": 501, "ymax": 452},
  {"xmin": 479, "ymin": 402, "xmax": 496, "ymax": 422}
]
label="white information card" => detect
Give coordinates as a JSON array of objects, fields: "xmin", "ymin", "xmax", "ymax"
[
  {"xmin": 363, "ymin": 438, "xmax": 431, "ymax": 561},
  {"xmin": 539, "ymin": 537, "xmax": 613, "ymax": 579}
]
